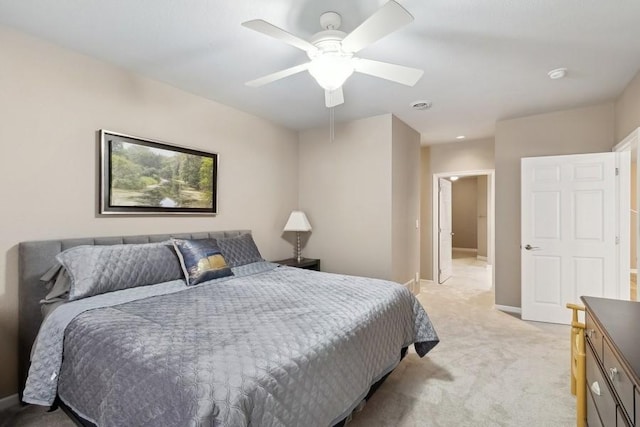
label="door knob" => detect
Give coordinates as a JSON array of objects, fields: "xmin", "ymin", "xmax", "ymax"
[{"xmin": 524, "ymin": 244, "xmax": 540, "ymax": 250}]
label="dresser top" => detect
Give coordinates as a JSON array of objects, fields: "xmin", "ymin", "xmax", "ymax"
[{"xmin": 581, "ymin": 296, "xmax": 640, "ymax": 385}]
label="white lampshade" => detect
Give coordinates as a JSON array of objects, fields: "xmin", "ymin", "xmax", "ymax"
[
  {"xmin": 283, "ymin": 210, "xmax": 312, "ymax": 232},
  {"xmin": 308, "ymin": 54, "xmax": 354, "ymax": 91}
]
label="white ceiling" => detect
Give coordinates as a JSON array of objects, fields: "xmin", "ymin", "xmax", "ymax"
[{"xmin": 1, "ymin": 0, "xmax": 640, "ymax": 144}]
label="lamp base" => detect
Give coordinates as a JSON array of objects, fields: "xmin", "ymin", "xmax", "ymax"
[{"xmin": 295, "ymin": 232, "xmax": 302, "ymax": 263}]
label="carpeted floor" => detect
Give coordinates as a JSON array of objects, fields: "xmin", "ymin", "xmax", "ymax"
[
  {"xmin": 349, "ymin": 251, "xmax": 574, "ymax": 427},
  {"xmin": 1, "ymin": 251, "xmax": 575, "ymax": 426}
]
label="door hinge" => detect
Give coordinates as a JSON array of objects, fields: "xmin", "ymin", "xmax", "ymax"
[
  {"xmin": 615, "ymin": 167, "xmax": 619, "ymax": 176},
  {"xmin": 616, "ymin": 236, "xmax": 620, "ymax": 245}
]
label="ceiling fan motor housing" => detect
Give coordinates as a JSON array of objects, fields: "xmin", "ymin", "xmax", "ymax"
[
  {"xmin": 310, "ymin": 30, "xmax": 349, "ymax": 55},
  {"xmin": 320, "ymin": 11, "xmax": 342, "ymax": 30}
]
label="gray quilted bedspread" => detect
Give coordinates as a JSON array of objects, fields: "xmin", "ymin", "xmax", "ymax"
[{"xmin": 29, "ymin": 265, "xmax": 438, "ymax": 426}]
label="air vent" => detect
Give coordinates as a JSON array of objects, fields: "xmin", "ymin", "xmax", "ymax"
[{"xmin": 411, "ymin": 100, "xmax": 432, "ymax": 110}]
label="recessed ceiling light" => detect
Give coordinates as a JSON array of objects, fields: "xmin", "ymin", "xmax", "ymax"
[
  {"xmin": 456, "ymin": 135, "xmax": 465, "ymax": 140},
  {"xmin": 450, "ymin": 176, "xmax": 459, "ymax": 181},
  {"xmin": 548, "ymin": 68, "xmax": 567, "ymax": 80},
  {"xmin": 411, "ymin": 100, "xmax": 432, "ymax": 110}
]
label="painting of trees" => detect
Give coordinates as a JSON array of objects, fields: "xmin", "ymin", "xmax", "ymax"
[{"xmin": 107, "ymin": 138, "xmax": 216, "ymax": 211}]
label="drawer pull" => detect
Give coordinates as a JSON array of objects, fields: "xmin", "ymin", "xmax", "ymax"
[
  {"xmin": 590, "ymin": 381, "xmax": 601, "ymax": 396},
  {"xmin": 608, "ymin": 367, "xmax": 618, "ymax": 381}
]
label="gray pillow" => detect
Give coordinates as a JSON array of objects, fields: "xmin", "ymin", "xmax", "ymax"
[
  {"xmin": 40, "ymin": 265, "xmax": 71, "ymax": 301},
  {"xmin": 56, "ymin": 241, "xmax": 183, "ymax": 301},
  {"xmin": 39, "ymin": 264, "xmax": 73, "ymax": 320},
  {"xmin": 40, "ymin": 264, "xmax": 62, "ymax": 283},
  {"xmin": 217, "ymin": 233, "xmax": 264, "ymax": 267}
]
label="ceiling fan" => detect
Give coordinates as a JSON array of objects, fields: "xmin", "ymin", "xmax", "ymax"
[{"xmin": 242, "ymin": 0, "xmax": 424, "ymax": 108}]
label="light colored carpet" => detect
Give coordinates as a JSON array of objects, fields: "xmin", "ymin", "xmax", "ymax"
[
  {"xmin": 349, "ymin": 253, "xmax": 575, "ymax": 427},
  {"xmin": 1, "ymin": 252, "xmax": 575, "ymax": 426}
]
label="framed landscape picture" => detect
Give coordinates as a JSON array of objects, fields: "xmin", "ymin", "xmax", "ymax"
[{"xmin": 99, "ymin": 130, "xmax": 218, "ymax": 215}]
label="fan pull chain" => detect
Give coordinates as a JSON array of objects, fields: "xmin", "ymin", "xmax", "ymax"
[{"xmin": 329, "ymin": 107, "xmax": 335, "ymax": 142}]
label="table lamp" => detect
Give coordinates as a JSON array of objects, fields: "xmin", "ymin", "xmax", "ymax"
[{"xmin": 283, "ymin": 210, "xmax": 312, "ymax": 262}]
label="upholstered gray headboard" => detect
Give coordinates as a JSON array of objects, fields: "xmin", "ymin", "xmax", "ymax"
[{"xmin": 18, "ymin": 229, "xmax": 250, "ymax": 394}]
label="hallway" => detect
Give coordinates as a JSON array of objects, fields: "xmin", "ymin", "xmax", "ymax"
[{"xmin": 449, "ymin": 249, "xmax": 492, "ymax": 292}]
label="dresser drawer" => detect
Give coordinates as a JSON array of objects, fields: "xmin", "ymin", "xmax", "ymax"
[
  {"xmin": 586, "ymin": 345, "xmax": 617, "ymax": 426},
  {"xmin": 602, "ymin": 339, "xmax": 634, "ymax": 421},
  {"xmin": 585, "ymin": 312, "xmax": 603, "ymax": 363}
]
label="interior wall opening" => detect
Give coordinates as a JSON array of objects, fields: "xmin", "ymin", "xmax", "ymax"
[
  {"xmin": 613, "ymin": 127, "xmax": 639, "ymax": 301},
  {"xmin": 431, "ymin": 170, "xmax": 495, "ymax": 293}
]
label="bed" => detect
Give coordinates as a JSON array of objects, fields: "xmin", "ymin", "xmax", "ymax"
[{"xmin": 18, "ymin": 230, "xmax": 439, "ymax": 426}]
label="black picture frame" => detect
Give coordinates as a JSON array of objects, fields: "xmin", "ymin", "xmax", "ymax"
[{"xmin": 99, "ymin": 130, "xmax": 218, "ymax": 215}]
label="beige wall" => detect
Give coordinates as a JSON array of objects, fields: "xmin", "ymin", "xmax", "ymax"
[
  {"xmin": 420, "ymin": 147, "xmax": 433, "ymax": 280},
  {"xmin": 629, "ymin": 159, "xmax": 638, "ymax": 269},
  {"xmin": 632, "ymin": 160, "xmax": 637, "ymax": 269},
  {"xmin": 298, "ymin": 115, "xmax": 393, "ymax": 279},
  {"xmin": 615, "ymin": 71, "xmax": 640, "ymax": 142},
  {"xmin": 477, "ymin": 175, "xmax": 488, "ymax": 258},
  {"xmin": 420, "ymin": 138, "xmax": 495, "ymax": 280},
  {"xmin": 430, "ymin": 138, "xmax": 495, "ymax": 174},
  {"xmin": 451, "ymin": 177, "xmax": 478, "ymax": 249},
  {"xmin": 615, "ymin": 70, "xmax": 640, "ymax": 271},
  {"xmin": 494, "ymin": 103, "xmax": 616, "ymax": 308},
  {"xmin": 0, "ymin": 26, "xmax": 299, "ymax": 398},
  {"xmin": 391, "ymin": 117, "xmax": 421, "ymax": 285},
  {"xmin": 298, "ymin": 114, "xmax": 420, "ymax": 286}
]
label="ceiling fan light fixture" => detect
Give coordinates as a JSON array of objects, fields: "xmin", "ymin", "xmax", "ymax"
[
  {"xmin": 548, "ymin": 67, "xmax": 567, "ymax": 80},
  {"xmin": 308, "ymin": 54, "xmax": 355, "ymax": 91},
  {"xmin": 243, "ymin": 1, "xmax": 422, "ymax": 107}
]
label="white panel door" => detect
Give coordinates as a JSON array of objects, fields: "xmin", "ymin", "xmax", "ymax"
[
  {"xmin": 521, "ymin": 152, "xmax": 628, "ymax": 324},
  {"xmin": 439, "ymin": 178, "xmax": 453, "ymax": 283}
]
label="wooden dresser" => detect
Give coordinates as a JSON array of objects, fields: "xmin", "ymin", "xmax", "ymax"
[{"xmin": 582, "ymin": 296, "xmax": 640, "ymax": 426}]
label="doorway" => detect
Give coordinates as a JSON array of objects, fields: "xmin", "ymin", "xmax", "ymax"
[
  {"xmin": 614, "ymin": 127, "xmax": 640, "ymax": 301},
  {"xmin": 432, "ymin": 169, "xmax": 495, "ymax": 290}
]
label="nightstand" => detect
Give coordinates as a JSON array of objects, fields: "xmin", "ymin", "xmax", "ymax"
[{"xmin": 274, "ymin": 258, "xmax": 320, "ymax": 271}]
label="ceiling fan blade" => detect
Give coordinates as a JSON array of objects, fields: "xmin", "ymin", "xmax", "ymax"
[
  {"xmin": 242, "ymin": 19, "xmax": 318, "ymax": 53},
  {"xmin": 325, "ymin": 87, "xmax": 344, "ymax": 108},
  {"xmin": 353, "ymin": 58, "xmax": 423, "ymax": 86},
  {"xmin": 246, "ymin": 62, "xmax": 311, "ymax": 87},
  {"xmin": 341, "ymin": 1, "xmax": 414, "ymax": 53}
]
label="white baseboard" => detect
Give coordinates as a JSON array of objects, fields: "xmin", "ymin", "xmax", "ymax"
[
  {"xmin": 0, "ymin": 393, "xmax": 19, "ymax": 412},
  {"xmin": 402, "ymin": 279, "xmax": 414, "ymax": 293},
  {"xmin": 494, "ymin": 304, "xmax": 522, "ymax": 315},
  {"xmin": 403, "ymin": 279, "xmax": 421, "ymax": 295},
  {"xmin": 452, "ymin": 247, "xmax": 477, "ymax": 253},
  {"xmin": 477, "ymin": 255, "xmax": 487, "ymax": 261}
]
